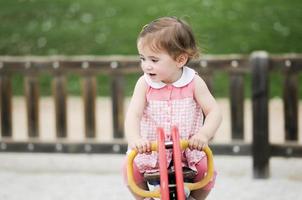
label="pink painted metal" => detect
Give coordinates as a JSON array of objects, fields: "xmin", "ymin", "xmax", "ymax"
[
  {"xmin": 172, "ymin": 126, "xmax": 185, "ymax": 200},
  {"xmin": 157, "ymin": 127, "xmax": 170, "ymax": 200}
]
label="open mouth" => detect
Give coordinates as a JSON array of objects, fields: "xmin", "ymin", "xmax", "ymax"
[{"xmin": 148, "ymin": 73, "xmax": 156, "ymax": 77}]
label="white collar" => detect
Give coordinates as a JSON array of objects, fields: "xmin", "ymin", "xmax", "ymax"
[{"xmin": 144, "ymin": 66, "xmax": 196, "ymax": 89}]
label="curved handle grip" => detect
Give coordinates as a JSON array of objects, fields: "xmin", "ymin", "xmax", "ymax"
[
  {"xmin": 126, "ymin": 142, "xmax": 160, "ymax": 198},
  {"xmin": 126, "ymin": 140, "xmax": 214, "ymax": 198},
  {"xmin": 180, "ymin": 140, "xmax": 214, "ymax": 191}
]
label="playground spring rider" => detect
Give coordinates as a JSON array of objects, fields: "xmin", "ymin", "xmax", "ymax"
[{"xmin": 127, "ymin": 126, "xmax": 214, "ymax": 200}]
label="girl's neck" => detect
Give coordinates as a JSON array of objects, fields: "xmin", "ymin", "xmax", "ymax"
[{"xmin": 162, "ymin": 67, "xmax": 183, "ymax": 84}]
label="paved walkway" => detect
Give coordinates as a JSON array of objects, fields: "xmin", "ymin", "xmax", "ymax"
[{"xmin": 0, "ymin": 153, "xmax": 302, "ymax": 200}]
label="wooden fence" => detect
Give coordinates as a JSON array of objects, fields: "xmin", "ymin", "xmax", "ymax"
[{"xmin": 0, "ymin": 51, "xmax": 301, "ymax": 178}]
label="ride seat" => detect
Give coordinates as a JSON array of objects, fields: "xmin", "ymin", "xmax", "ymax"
[{"xmin": 144, "ymin": 167, "xmax": 197, "ymax": 183}]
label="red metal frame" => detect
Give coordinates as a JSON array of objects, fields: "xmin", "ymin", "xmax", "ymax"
[
  {"xmin": 171, "ymin": 126, "xmax": 186, "ymax": 200},
  {"xmin": 157, "ymin": 127, "xmax": 170, "ymax": 200},
  {"xmin": 127, "ymin": 127, "xmax": 214, "ymax": 199}
]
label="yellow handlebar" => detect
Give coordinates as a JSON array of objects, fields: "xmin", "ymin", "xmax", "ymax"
[
  {"xmin": 126, "ymin": 142, "xmax": 160, "ymax": 198},
  {"xmin": 181, "ymin": 141, "xmax": 214, "ymax": 191},
  {"xmin": 127, "ymin": 140, "xmax": 214, "ymax": 198}
]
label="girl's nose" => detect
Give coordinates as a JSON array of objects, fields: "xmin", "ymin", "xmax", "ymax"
[{"xmin": 143, "ymin": 62, "xmax": 153, "ymax": 70}]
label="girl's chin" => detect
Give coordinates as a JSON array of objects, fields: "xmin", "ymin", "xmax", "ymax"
[{"xmin": 148, "ymin": 75, "xmax": 159, "ymax": 81}]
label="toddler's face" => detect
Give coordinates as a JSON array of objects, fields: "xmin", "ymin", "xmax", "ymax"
[{"xmin": 137, "ymin": 39, "xmax": 183, "ymax": 84}]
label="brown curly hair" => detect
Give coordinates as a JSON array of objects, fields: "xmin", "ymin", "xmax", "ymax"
[{"xmin": 138, "ymin": 16, "xmax": 200, "ymax": 62}]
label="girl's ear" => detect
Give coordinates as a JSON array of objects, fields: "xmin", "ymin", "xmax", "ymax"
[{"xmin": 176, "ymin": 54, "xmax": 189, "ymax": 67}]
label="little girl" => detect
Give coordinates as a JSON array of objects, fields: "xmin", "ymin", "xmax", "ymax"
[{"xmin": 123, "ymin": 17, "xmax": 222, "ymax": 200}]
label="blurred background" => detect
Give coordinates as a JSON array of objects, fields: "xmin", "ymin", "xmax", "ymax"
[
  {"xmin": 1, "ymin": 0, "xmax": 302, "ymax": 98},
  {"xmin": 1, "ymin": 0, "xmax": 301, "ymax": 55},
  {"xmin": 1, "ymin": 1, "xmax": 302, "ymax": 199}
]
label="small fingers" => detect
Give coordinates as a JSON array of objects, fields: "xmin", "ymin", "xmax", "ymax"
[
  {"xmin": 135, "ymin": 140, "xmax": 151, "ymax": 154},
  {"xmin": 197, "ymin": 143, "xmax": 206, "ymax": 151},
  {"xmin": 189, "ymin": 138, "xmax": 207, "ymax": 151},
  {"xmin": 142, "ymin": 139, "xmax": 151, "ymax": 153},
  {"xmin": 194, "ymin": 140, "xmax": 200, "ymax": 149},
  {"xmin": 189, "ymin": 139, "xmax": 197, "ymax": 150},
  {"xmin": 196, "ymin": 144, "xmax": 202, "ymax": 151},
  {"xmin": 146, "ymin": 141, "xmax": 151, "ymax": 152},
  {"xmin": 136, "ymin": 143, "xmax": 143, "ymax": 154},
  {"xmin": 188, "ymin": 139, "xmax": 194, "ymax": 150}
]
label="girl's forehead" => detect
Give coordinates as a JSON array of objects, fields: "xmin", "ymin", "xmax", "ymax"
[
  {"xmin": 138, "ymin": 47, "xmax": 168, "ymax": 59},
  {"xmin": 137, "ymin": 39, "xmax": 168, "ymax": 57}
]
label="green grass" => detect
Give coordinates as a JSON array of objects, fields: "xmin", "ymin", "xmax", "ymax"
[
  {"xmin": 0, "ymin": 0, "xmax": 301, "ymax": 55},
  {"xmin": 2, "ymin": 0, "xmax": 302, "ymax": 98}
]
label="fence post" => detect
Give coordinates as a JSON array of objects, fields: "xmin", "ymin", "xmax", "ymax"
[
  {"xmin": 229, "ymin": 73, "xmax": 244, "ymax": 140},
  {"xmin": 25, "ymin": 74, "xmax": 40, "ymax": 138},
  {"xmin": 53, "ymin": 74, "xmax": 67, "ymax": 138},
  {"xmin": 111, "ymin": 62, "xmax": 124, "ymax": 139},
  {"xmin": 197, "ymin": 62, "xmax": 213, "ymax": 93},
  {"xmin": 250, "ymin": 51, "xmax": 270, "ymax": 178},
  {"xmin": 82, "ymin": 75, "xmax": 96, "ymax": 138},
  {"xmin": 283, "ymin": 65, "xmax": 298, "ymax": 141},
  {"xmin": 0, "ymin": 75, "xmax": 12, "ymax": 138}
]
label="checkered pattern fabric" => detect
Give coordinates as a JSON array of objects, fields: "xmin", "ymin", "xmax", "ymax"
[{"xmin": 134, "ymin": 78, "xmax": 205, "ymax": 173}]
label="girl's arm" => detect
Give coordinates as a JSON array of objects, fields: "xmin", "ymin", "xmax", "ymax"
[
  {"xmin": 189, "ymin": 75, "xmax": 222, "ymax": 150},
  {"xmin": 124, "ymin": 76, "xmax": 150, "ymax": 153}
]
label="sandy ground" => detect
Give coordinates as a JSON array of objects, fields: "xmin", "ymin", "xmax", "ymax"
[
  {"xmin": 0, "ymin": 153, "xmax": 301, "ymax": 200},
  {"xmin": 0, "ymin": 97, "xmax": 302, "ymax": 199},
  {"xmin": 4, "ymin": 97, "xmax": 302, "ymax": 144}
]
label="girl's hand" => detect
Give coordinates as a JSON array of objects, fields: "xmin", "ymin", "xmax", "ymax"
[
  {"xmin": 188, "ymin": 133, "xmax": 209, "ymax": 151},
  {"xmin": 129, "ymin": 138, "xmax": 151, "ymax": 154}
]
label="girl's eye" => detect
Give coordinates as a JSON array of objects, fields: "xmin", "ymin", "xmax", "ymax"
[
  {"xmin": 151, "ymin": 59, "xmax": 159, "ymax": 63},
  {"xmin": 140, "ymin": 57, "xmax": 145, "ymax": 61}
]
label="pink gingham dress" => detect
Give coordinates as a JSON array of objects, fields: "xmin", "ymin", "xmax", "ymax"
[{"xmin": 134, "ymin": 66, "xmax": 206, "ymax": 173}]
